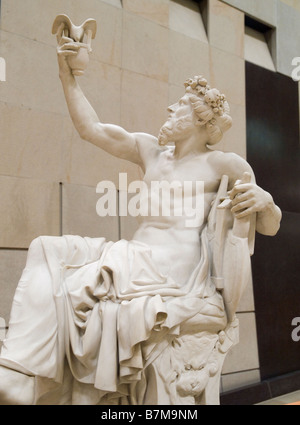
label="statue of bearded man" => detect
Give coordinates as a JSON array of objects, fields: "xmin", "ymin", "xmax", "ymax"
[{"xmin": 0, "ymin": 33, "xmax": 281, "ymax": 406}]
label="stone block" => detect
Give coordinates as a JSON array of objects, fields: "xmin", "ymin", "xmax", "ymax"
[
  {"xmin": 62, "ymin": 183, "xmax": 119, "ymax": 242},
  {"xmin": 61, "ymin": 117, "xmax": 121, "ymax": 190},
  {"xmin": 220, "ymin": 0, "xmax": 277, "ymax": 26},
  {"xmin": 1, "ymin": 0, "xmax": 122, "ymax": 62},
  {"xmin": 100, "ymin": 0, "xmax": 122, "ymax": 8},
  {"xmin": 0, "ymin": 0, "xmax": 62, "ymax": 46},
  {"xmin": 169, "ymin": 0, "xmax": 207, "ymax": 42},
  {"xmin": 61, "ymin": 116, "xmax": 142, "ymax": 189},
  {"xmin": 0, "ymin": 30, "xmax": 67, "ymax": 115},
  {"xmin": 169, "ymin": 31, "xmax": 210, "ymax": 87},
  {"xmin": 122, "ymin": 0, "xmax": 169, "ymax": 27},
  {"xmin": 209, "ymin": 47, "xmax": 245, "ymax": 107},
  {"xmin": 222, "ymin": 312, "xmax": 260, "ymax": 374},
  {"xmin": 79, "ymin": 61, "xmax": 122, "ymax": 127},
  {"xmin": 222, "ymin": 102, "xmax": 247, "ymax": 159},
  {"xmin": 276, "ymin": 1, "xmax": 300, "ymax": 77},
  {"xmin": 209, "ymin": 0, "xmax": 244, "ymax": 57},
  {"xmin": 121, "ymin": 69, "xmax": 169, "ymax": 137},
  {"xmin": 168, "ymin": 84, "xmax": 185, "ymax": 106},
  {"xmin": 0, "ymin": 249, "xmax": 27, "ymax": 324},
  {"xmin": 280, "ymin": 0, "xmax": 300, "ymax": 12},
  {"xmin": 0, "ymin": 102, "xmax": 63, "ymax": 182},
  {"xmin": 122, "ymin": 11, "xmax": 169, "ymax": 82},
  {"xmin": 0, "ymin": 176, "xmax": 60, "ymax": 248}
]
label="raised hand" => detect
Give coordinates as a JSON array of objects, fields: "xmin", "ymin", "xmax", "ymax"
[{"xmin": 56, "ymin": 34, "xmax": 81, "ymax": 75}]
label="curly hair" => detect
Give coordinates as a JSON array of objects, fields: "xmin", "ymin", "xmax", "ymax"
[{"xmin": 184, "ymin": 76, "xmax": 233, "ymax": 145}]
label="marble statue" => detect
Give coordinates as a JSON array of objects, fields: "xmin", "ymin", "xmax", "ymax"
[{"xmin": 0, "ymin": 15, "xmax": 281, "ymax": 405}]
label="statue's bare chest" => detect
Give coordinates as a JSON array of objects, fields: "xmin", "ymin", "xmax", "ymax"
[{"xmin": 144, "ymin": 150, "xmax": 221, "ymax": 195}]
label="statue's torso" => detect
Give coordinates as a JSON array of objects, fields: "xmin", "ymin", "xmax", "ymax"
[{"xmin": 132, "ymin": 148, "xmax": 224, "ymax": 286}]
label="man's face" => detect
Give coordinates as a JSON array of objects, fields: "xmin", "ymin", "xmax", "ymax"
[{"xmin": 158, "ymin": 94, "xmax": 195, "ymax": 146}]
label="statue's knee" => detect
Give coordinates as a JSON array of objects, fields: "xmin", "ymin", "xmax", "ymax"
[
  {"xmin": 27, "ymin": 236, "xmax": 60, "ymax": 266},
  {"xmin": 27, "ymin": 236, "xmax": 68, "ymax": 267},
  {"xmin": 28, "ymin": 236, "xmax": 43, "ymax": 252},
  {"xmin": 28, "ymin": 236, "xmax": 62, "ymax": 254},
  {"xmin": 27, "ymin": 237, "xmax": 44, "ymax": 262}
]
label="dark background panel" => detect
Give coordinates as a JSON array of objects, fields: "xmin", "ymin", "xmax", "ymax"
[
  {"xmin": 246, "ymin": 61, "xmax": 300, "ymax": 213},
  {"xmin": 246, "ymin": 61, "xmax": 300, "ymax": 380},
  {"xmin": 251, "ymin": 212, "xmax": 300, "ymax": 379}
]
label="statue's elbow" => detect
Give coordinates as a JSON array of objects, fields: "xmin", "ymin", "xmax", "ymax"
[
  {"xmin": 257, "ymin": 221, "xmax": 281, "ymax": 237},
  {"xmin": 266, "ymin": 227, "xmax": 280, "ymax": 237},
  {"xmin": 77, "ymin": 124, "xmax": 92, "ymax": 142},
  {"xmin": 257, "ymin": 206, "xmax": 282, "ymax": 237}
]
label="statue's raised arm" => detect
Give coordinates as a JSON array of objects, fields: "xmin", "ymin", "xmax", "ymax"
[{"xmin": 53, "ymin": 14, "xmax": 160, "ymax": 170}]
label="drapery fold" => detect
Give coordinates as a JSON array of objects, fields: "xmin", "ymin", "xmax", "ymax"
[
  {"xmin": 0, "ymin": 226, "xmax": 226, "ymax": 404},
  {"xmin": 1, "ymin": 174, "xmax": 255, "ymax": 405}
]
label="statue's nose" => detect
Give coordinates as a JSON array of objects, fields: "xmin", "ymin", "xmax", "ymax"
[{"xmin": 167, "ymin": 104, "xmax": 177, "ymax": 113}]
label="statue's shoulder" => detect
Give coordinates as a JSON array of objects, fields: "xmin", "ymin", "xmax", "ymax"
[
  {"xmin": 208, "ymin": 149, "xmax": 254, "ymax": 186},
  {"xmin": 208, "ymin": 149, "xmax": 244, "ymax": 164}
]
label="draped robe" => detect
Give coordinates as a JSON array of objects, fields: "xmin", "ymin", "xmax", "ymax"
[{"xmin": 0, "ymin": 176, "xmax": 253, "ymax": 405}]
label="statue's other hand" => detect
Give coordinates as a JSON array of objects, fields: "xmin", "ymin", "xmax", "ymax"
[{"xmin": 229, "ymin": 181, "xmax": 274, "ymax": 219}]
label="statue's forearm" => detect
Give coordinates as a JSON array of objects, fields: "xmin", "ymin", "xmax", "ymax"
[{"xmin": 60, "ymin": 73, "xmax": 99, "ymax": 140}]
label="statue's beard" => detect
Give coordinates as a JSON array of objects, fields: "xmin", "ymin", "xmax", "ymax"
[{"xmin": 158, "ymin": 116, "xmax": 193, "ymax": 146}]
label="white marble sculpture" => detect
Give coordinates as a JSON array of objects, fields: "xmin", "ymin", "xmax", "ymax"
[
  {"xmin": 52, "ymin": 14, "xmax": 97, "ymax": 76},
  {"xmin": 0, "ymin": 15, "xmax": 282, "ymax": 405}
]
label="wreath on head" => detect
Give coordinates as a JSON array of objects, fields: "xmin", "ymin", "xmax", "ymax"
[{"xmin": 184, "ymin": 76, "xmax": 232, "ymax": 144}]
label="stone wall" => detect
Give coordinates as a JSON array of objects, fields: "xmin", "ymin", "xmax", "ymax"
[{"xmin": 0, "ymin": 0, "xmax": 298, "ymax": 397}]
